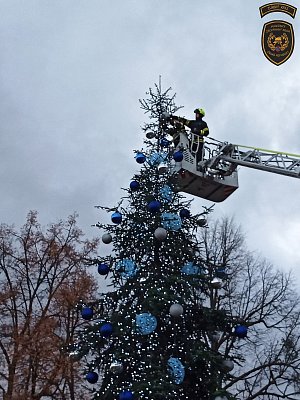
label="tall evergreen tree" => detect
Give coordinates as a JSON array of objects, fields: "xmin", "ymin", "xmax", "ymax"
[{"xmin": 75, "ymin": 83, "xmax": 250, "ymax": 400}]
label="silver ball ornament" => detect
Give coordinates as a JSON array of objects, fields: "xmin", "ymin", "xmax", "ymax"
[
  {"xmin": 158, "ymin": 163, "xmax": 168, "ymax": 174},
  {"xmin": 109, "ymin": 361, "xmax": 123, "ymax": 374},
  {"xmin": 146, "ymin": 131, "xmax": 156, "ymax": 139},
  {"xmin": 102, "ymin": 233, "xmax": 112, "ymax": 244},
  {"xmin": 169, "ymin": 303, "xmax": 184, "ymax": 317},
  {"xmin": 154, "ymin": 227, "xmax": 167, "ymax": 241},
  {"xmin": 197, "ymin": 218, "xmax": 207, "ymax": 227}
]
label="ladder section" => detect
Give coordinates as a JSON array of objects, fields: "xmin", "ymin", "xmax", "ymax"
[{"xmin": 206, "ymin": 142, "xmax": 300, "ymax": 179}]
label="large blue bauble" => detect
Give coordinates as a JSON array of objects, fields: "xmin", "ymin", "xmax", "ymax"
[
  {"xmin": 173, "ymin": 151, "xmax": 184, "ymax": 162},
  {"xmin": 100, "ymin": 322, "xmax": 113, "ymax": 337},
  {"xmin": 119, "ymin": 390, "xmax": 134, "ymax": 400},
  {"xmin": 179, "ymin": 208, "xmax": 190, "ymax": 218},
  {"xmin": 168, "ymin": 357, "xmax": 185, "ymax": 384},
  {"xmin": 111, "ymin": 211, "xmax": 122, "ymax": 224},
  {"xmin": 160, "ymin": 185, "xmax": 173, "ymax": 202},
  {"xmin": 234, "ymin": 325, "xmax": 248, "ymax": 338},
  {"xmin": 181, "ymin": 262, "xmax": 200, "ymax": 275},
  {"xmin": 160, "ymin": 137, "xmax": 170, "ymax": 147},
  {"xmin": 147, "ymin": 200, "xmax": 161, "ymax": 213},
  {"xmin": 130, "ymin": 180, "xmax": 140, "ymax": 191},
  {"xmin": 135, "ymin": 153, "xmax": 146, "ymax": 164},
  {"xmin": 81, "ymin": 307, "xmax": 93, "ymax": 320},
  {"xmin": 148, "ymin": 151, "xmax": 168, "ymax": 166},
  {"xmin": 97, "ymin": 263, "xmax": 110, "ymax": 275},
  {"xmin": 86, "ymin": 371, "xmax": 98, "ymax": 384},
  {"xmin": 136, "ymin": 313, "xmax": 157, "ymax": 335},
  {"xmin": 116, "ymin": 259, "xmax": 137, "ymax": 279},
  {"xmin": 161, "ymin": 213, "xmax": 182, "ymax": 231}
]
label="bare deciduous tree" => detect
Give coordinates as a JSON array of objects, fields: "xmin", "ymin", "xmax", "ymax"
[
  {"xmin": 0, "ymin": 211, "xmax": 99, "ymax": 400},
  {"xmin": 200, "ymin": 217, "xmax": 300, "ymax": 399}
]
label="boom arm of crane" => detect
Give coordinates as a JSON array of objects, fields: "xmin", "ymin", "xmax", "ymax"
[{"xmin": 204, "ymin": 141, "xmax": 300, "ymax": 179}]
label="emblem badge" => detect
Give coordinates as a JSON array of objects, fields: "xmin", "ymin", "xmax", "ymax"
[
  {"xmin": 259, "ymin": 3, "xmax": 297, "ymax": 18},
  {"xmin": 261, "ymin": 20, "xmax": 295, "ymax": 65}
]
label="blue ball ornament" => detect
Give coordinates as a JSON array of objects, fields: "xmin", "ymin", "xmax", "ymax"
[
  {"xmin": 136, "ymin": 313, "xmax": 157, "ymax": 335},
  {"xmin": 173, "ymin": 151, "xmax": 184, "ymax": 162},
  {"xmin": 116, "ymin": 259, "xmax": 137, "ymax": 279},
  {"xmin": 81, "ymin": 307, "xmax": 93, "ymax": 320},
  {"xmin": 160, "ymin": 137, "xmax": 170, "ymax": 147},
  {"xmin": 148, "ymin": 152, "xmax": 168, "ymax": 166},
  {"xmin": 86, "ymin": 371, "xmax": 98, "ymax": 384},
  {"xmin": 97, "ymin": 263, "xmax": 110, "ymax": 275},
  {"xmin": 161, "ymin": 213, "xmax": 182, "ymax": 231},
  {"xmin": 100, "ymin": 322, "xmax": 113, "ymax": 337},
  {"xmin": 135, "ymin": 153, "xmax": 146, "ymax": 164},
  {"xmin": 111, "ymin": 211, "xmax": 122, "ymax": 224},
  {"xmin": 130, "ymin": 180, "xmax": 140, "ymax": 191},
  {"xmin": 119, "ymin": 390, "xmax": 134, "ymax": 400},
  {"xmin": 234, "ymin": 325, "xmax": 248, "ymax": 338},
  {"xmin": 147, "ymin": 200, "xmax": 161, "ymax": 213},
  {"xmin": 160, "ymin": 185, "xmax": 173, "ymax": 202},
  {"xmin": 168, "ymin": 357, "xmax": 185, "ymax": 384},
  {"xmin": 181, "ymin": 262, "xmax": 200, "ymax": 275},
  {"xmin": 179, "ymin": 208, "xmax": 190, "ymax": 218}
]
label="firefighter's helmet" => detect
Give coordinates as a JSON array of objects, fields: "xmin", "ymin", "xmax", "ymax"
[{"xmin": 194, "ymin": 108, "xmax": 205, "ymax": 117}]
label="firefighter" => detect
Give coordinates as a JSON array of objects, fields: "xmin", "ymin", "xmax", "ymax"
[{"xmin": 171, "ymin": 108, "xmax": 209, "ymax": 163}]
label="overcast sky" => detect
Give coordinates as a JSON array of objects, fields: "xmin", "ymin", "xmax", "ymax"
[{"xmin": 1, "ymin": 0, "xmax": 300, "ymax": 287}]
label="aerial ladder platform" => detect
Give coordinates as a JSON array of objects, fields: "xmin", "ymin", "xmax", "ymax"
[{"xmin": 172, "ymin": 131, "xmax": 300, "ymax": 202}]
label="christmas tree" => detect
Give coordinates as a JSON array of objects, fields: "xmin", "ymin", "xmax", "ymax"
[{"xmin": 76, "ymin": 83, "xmax": 243, "ymax": 400}]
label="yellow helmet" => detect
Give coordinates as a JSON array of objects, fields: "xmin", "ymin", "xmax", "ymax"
[{"xmin": 194, "ymin": 108, "xmax": 205, "ymax": 117}]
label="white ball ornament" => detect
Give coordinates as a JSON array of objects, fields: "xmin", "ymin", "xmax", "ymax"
[
  {"xmin": 102, "ymin": 233, "xmax": 112, "ymax": 244},
  {"xmin": 169, "ymin": 303, "xmax": 184, "ymax": 317},
  {"xmin": 211, "ymin": 277, "xmax": 223, "ymax": 289},
  {"xmin": 154, "ymin": 227, "xmax": 167, "ymax": 241}
]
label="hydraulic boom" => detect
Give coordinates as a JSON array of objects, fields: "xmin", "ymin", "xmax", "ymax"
[{"xmin": 205, "ymin": 141, "xmax": 300, "ymax": 179}]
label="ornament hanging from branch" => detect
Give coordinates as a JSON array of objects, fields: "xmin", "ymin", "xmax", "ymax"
[
  {"xmin": 169, "ymin": 303, "xmax": 184, "ymax": 317},
  {"xmin": 86, "ymin": 371, "xmax": 98, "ymax": 384},
  {"xmin": 102, "ymin": 233, "xmax": 112, "ymax": 244},
  {"xmin": 154, "ymin": 227, "xmax": 167, "ymax": 241},
  {"xmin": 81, "ymin": 306, "xmax": 93, "ymax": 320},
  {"xmin": 167, "ymin": 357, "xmax": 185, "ymax": 384},
  {"xmin": 115, "ymin": 259, "xmax": 137, "ymax": 279},
  {"xmin": 135, "ymin": 313, "xmax": 157, "ymax": 335}
]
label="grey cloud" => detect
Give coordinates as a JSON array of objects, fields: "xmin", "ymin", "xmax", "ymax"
[{"xmin": 0, "ymin": 0, "xmax": 299, "ymax": 284}]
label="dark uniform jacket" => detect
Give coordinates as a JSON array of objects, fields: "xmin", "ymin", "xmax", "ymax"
[{"xmin": 177, "ymin": 117, "xmax": 209, "ymax": 142}]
